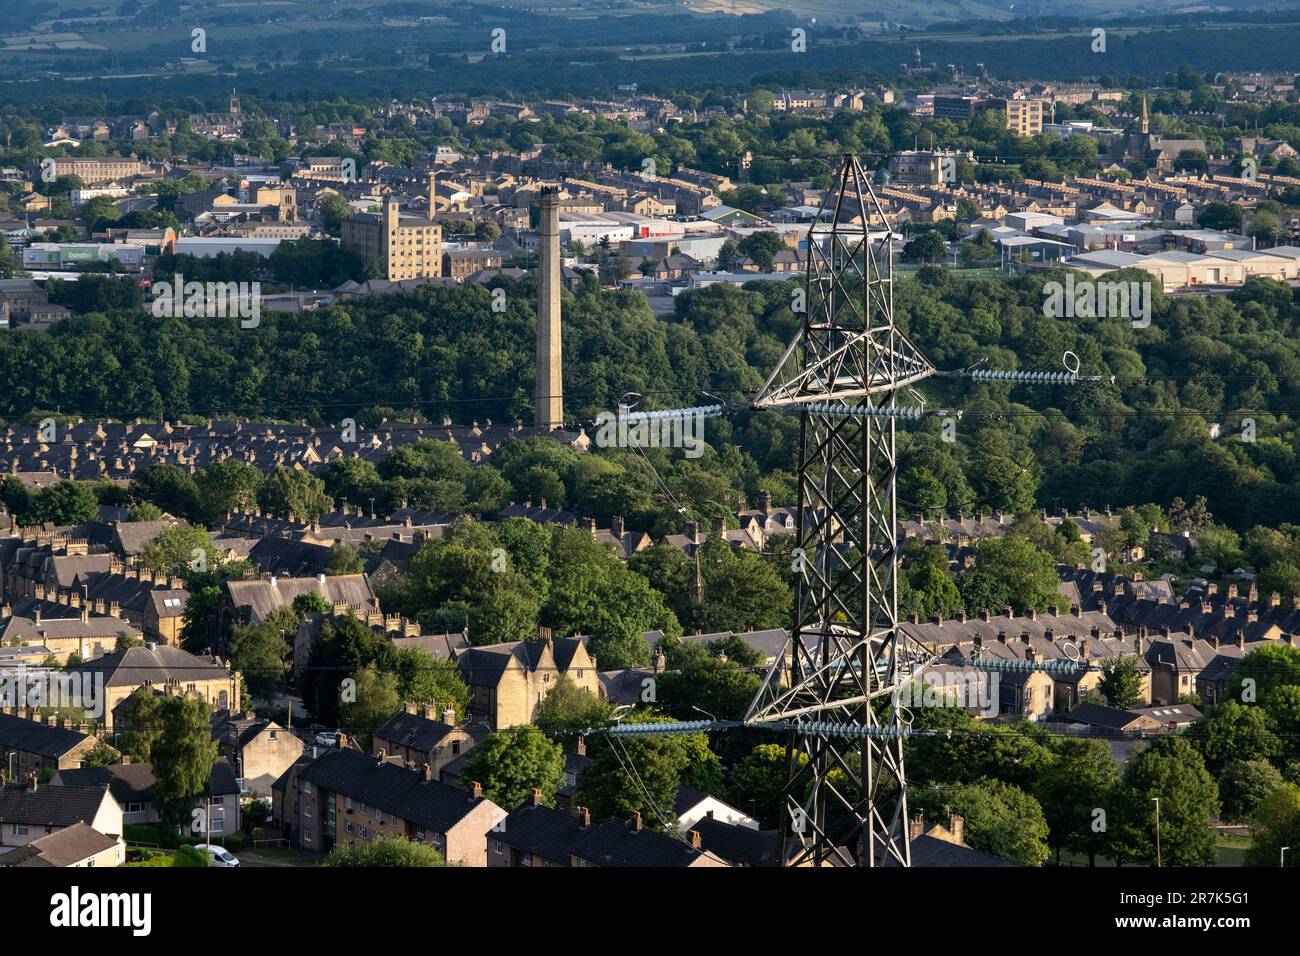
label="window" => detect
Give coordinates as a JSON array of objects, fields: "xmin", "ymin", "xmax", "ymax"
[
  {"xmin": 494, "ymin": 840, "xmax": 504, "ymax": 855},
  {"xmin": 302, "ymin": 781, "xmax": 311, "ymax": 795},
  {"xmin": 345, "ymin": 797, "xmax": 353, "ymax": 811},
  {"xmin": 126, "ymin": 801, "xmax": 143, "ymax": 814},
  {"xmin": 344, "ymin": 820, "xmax": 353, "ymax": 834},
  {"xmin": 360, "ymin": 827, "xmax": 369, "ymax": 839},
  {"xmin": 304, "ymin": 830, "xmax": 313, "ymax": 844},
  {"xmin": 305, "ymin": 802, "xmax": 312, "ymax": 819},
  {"xmin": 451, "ymin": 741, "xmax": 460, "ymax": 756},
  {"xmin": 415, "ymin": 828, "xmax": 426, "ymax": 841},
  {"xmin": 14, "ymin": 825, "xmax": 28, "ymax": 836}
]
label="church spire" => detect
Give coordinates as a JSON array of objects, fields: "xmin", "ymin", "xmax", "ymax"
[{"xmin": 1140, "ymin": 94, "xmax": 1149, "ymax": 135}]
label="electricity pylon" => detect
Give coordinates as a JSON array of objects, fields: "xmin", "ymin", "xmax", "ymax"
[{"xmin": 745, "ymin": 154, "xmax": 937, "ymax": 867}]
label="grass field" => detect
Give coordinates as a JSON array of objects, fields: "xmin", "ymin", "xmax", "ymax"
[{"xmin": 1057, "ymin": 833, "xmax": 1254, "ymax": 867}]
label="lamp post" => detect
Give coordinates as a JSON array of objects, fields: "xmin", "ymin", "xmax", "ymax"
[{"xmin": 1152, "ymin": 797, "xmax": 1161, "ymax": 868}]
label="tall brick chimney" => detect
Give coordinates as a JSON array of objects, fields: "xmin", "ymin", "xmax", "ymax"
[{"xmin": 534, "ymin": 189, "xmax": 564, "ymax": 429}]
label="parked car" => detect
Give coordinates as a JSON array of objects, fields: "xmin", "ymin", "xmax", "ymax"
[
  {"xmin": 314, "ymin": 731, "xmax": 341, "ymax": 747},
  {"xmin": 194, "ymin": 844, "xmax": 240, "ymax": 867}
]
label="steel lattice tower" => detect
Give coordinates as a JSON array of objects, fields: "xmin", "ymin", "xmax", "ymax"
[{"xmin": 745, "ymin": 155, "xmax": 937, "ymax": 867}]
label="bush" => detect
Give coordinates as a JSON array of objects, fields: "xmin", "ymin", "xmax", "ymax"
[
  {"xmin": 124, "ymin": 823, "xmax": 179, "ymax": 849},
  {"xmin": 173, "ymin": 845, "xmax": 211, "ymax": 867}
]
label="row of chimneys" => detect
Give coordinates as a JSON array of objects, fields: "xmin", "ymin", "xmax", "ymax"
[
  {"xmin": 402, "ymin": 701, "xmax": 458, "ymax": 725},
  {"xmin": 579, "ymin": 516, "xmax": 627, "ymax": 538},
  {"xmin": 523, "ymin": 789, "xmax": 704, "ymax": 849},
  {"xmin": 910, "ymin": 605, "xmax": 1082, "ymax": 625},
  {"xmin": 0, "ymin": 705, "xmax": 93, "ymax": 734}
]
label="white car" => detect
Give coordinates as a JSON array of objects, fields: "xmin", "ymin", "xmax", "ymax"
[
  {"xmin": 194, "ymin": 844, "xmax": 240, "ymax": 867},
  {"xmin": 314, "ymin": 731, "xmax": 341, "ymax": 747}
]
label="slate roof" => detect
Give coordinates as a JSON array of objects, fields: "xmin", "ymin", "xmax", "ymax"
[
  {"xmin": 690, "ymin": 817, "xmax": 779, "ymax": 867},
  {"xmin": 1064, "ymin": 702, "xmax": 1149, "ymax": 730},
  {"xmin": 0, "ymin": 419, "xmax": 580, "ymax": 482},
  {"xmin": 0, "ymin": 821, "xmax": 120, "ymax": 867},
  {"xmin": 247, "ymin": 536, "xmax": 333, "ymax": 577},
  {"xmin": 0, "ymin": 712, "xmax": 92, "ymax": 759},
  {"xmin": 0, "ymin": 781, "xmax": 112, "ymax": 828},
  {"xmin": 598, "ymin": 668, "xmax": 655, "ymax": 706},
  {"xmin": 224, "ymin": 573, "xmax": 376, "ymax": 625},
  {"xmin": 54, "ymin": 759, "xmax": 239, "ymax": 801},
  {"xmin": 900, "ymin": 833, "xmax": 1019, "ymax": 867},
  {"xmin": 550, "ymin": 635, "xmax": 588, "ymax": 672},
  {"xmin": 298, "ymin": 747, "xmax": 490, "ymax": 832},
  {"xmin": 70, "ymin": 643, "xmax": 231, "ymax": 687},
  {"xmin": 391, "ymin": 631, "xmax": 469, "ymax": 661},
  {"xmin": 0, "ymin": 613, "xmax": 141, "ymax": 645},
  {"xmin": 570, "ymin": 819, "xmax": 719, "ymax": 867},
  {"xmin": 374, "ymin": 711, "xmax": 459, "ymax": 753},
  {"xmin": 494, "ymin": 802, "xmax": 584, "ymax": 864}
]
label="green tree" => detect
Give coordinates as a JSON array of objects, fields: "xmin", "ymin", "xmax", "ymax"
[
  {"xmin": 727, "ymin": 743, "xmax": 806, "ymax": 829},
  {"xmin": 116, "ymin": 688, "xmax": 164, "ymax": 762},
  {"xmin": 152, "ymin": 696, "xmax": 220, "ymax": 830},
  {"xmin": 1187, "ymin": 700, "xmax": 1281, "ymax": 777},
  {"xmin": 1218, "ymin": 758, "xmax": 1285, "ymax": 822},
  {"xmin": 695, "ymin": 537, "xmax": 790, "ymax": 633},
  {"xmin": 656, "ymin": 656, "xmax": 760, "ymax": 722},
  {"xmin": 129, "ymin": 465, "xmax": 201, "ymax": 521},
  {"xmin": 258, "ymin": 468, "xmax": 331, "ymax": 522},
  {"xmin": 576, "ymin": 731, "xmax": 690, "ymax": 829},
  {"xmin": 1229, "ymin": 643, "xmax": 1300, "ymax": 703},
  {"xmin": 341, "ymin": 663, "xmax": 401, "ymax": 750},
  {"xmin": 317, "ymin": 193, "xmax": 353, "ymax": 238},
  {"xmin": 1033, "ymin": 737, "xmax": 1118, "ymax": 865},
  {"xmin": 914, "ymin": 779, "xmax": 1050, "ymax": 866},
  {"xmin": 1245, "ymin": 782, "xmax": 1300, "ymax": 866},
  {"xmin": 229, "ymin": 612, "xmax": 295, "ymax": 698},
  {"xmin": 35, "ymin": 481, "xmax": 100, "ymax": 525},
  {"xmin": 392, "ymin": 646, "xmax": 468, "ymax": 722},
  {"xmin": 195, "ymin": 460, "xmax": 263, "ymax": 523},
  {"xmin": 458, "ymin": 726, "xmax": 565, "ymax": 809},
  {"xmin": 901, "ymin": 231, "xmax": 947, "ymax": 264},
  {"xmin": 326, "ymin": 540, "xmax": 365, "ymax": 574},
  {"xmin": 322, "ymin": 835, "xmax": 449, "ymax": 867},
  {"xmin": 1098, "ymin": 657, "xmax": 1144, "ymax": 710},
  {"xmin": 138, "ymin": 524, "xmax": 219, "ymax": 577},
  {"xmin": 958, "ymin": 536, "xmax": 1060, "ymax": 614},
  {"xmin": 1111, "ymin": 737, "xmax": 1219, "ymax": 866},
  {"xmin": 534, "ymin": 675, "xmax": 612, "ymax": 732},
  {"xmin": 81, "ymin": 741, "xmax": 122, "ymax": 768}
]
